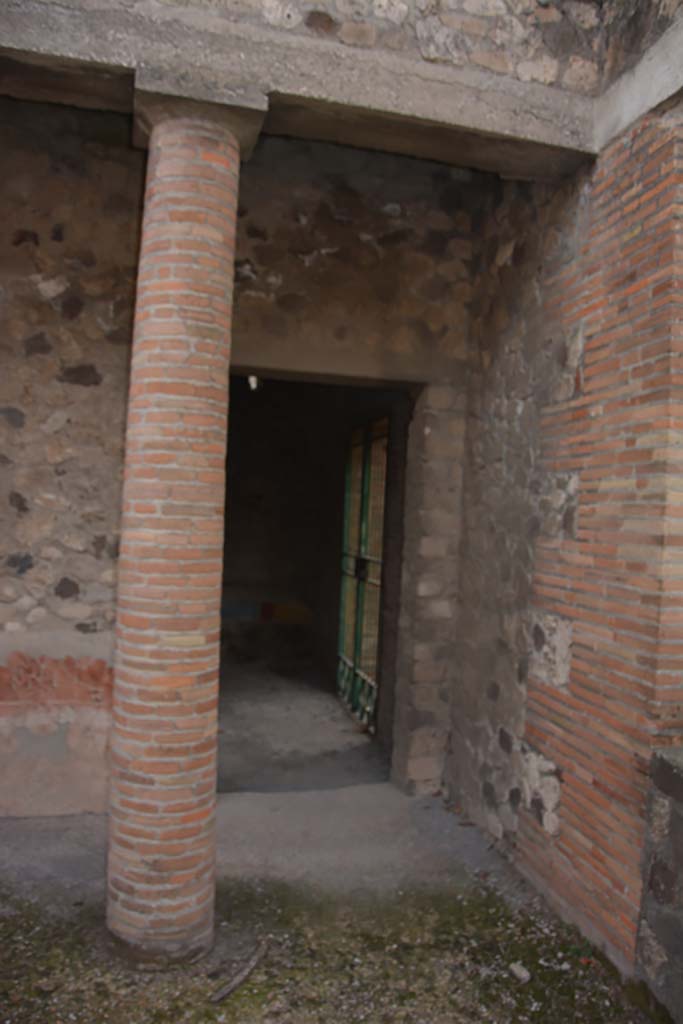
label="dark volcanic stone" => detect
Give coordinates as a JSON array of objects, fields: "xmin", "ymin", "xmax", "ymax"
[
  {"xmin": 55, "ymin": 577, "xmax": 80, "ymax": 599},
  {"xmin": 6, "ymin": 553, "xmax": 33, "ymax": 575},
  {"xmin": 652, "ymin": 751, "xmax": 683, "ymax": 804},
  {"xmin": 58, "ymin": 364, "xmax": 102, "ymax": 387},
  {"xmin": 531, "ymin": 795, "xmax": 544, "ymax": 824},
  {"xmin": 61, "ymin": 292, "xmax": 84, "ymax": 321},
  {"xmin": 0, "ymin": 407, "xmax": 25, "ymax": 428},
  {"xmin": 671, "ymin": 809, "xmax": 683, "ymax": 863},
  {"xmin": 24, "ymin": 331, "xmax": 53, "ymax": 357},
  {"xmin": 482, "ymin": 781, "xmax": 497, "ymax": 808},
  {"xmin": 379, "ymin": 229, "xmax": 414, "ymax": 248},
  {"xmin": 305, "ymin": 10, "xmax": 338, "ymax": 34},
  {"xmin": 533, "ymin": 624, "xmax": 546, "ymax": 651},
  {"xmin": 9, "ymin": 491, "xmax": 28, "ymax": 515},
  {"xmin": 277, "ymin": 293, "xmax": 306, "ymax": 314},
  {"xmin": 649, "ymin": 858, "xmax": 677, "ymax": 905},
  {"xmin": 12, "ymin": 228, "xmax": 39, "ymax": 247},
  {"xmin": 647, "ymin": 906, "xmax": 683, "ymax": 958},
  {"xmin": 105, "ymin": 327, "xmax": 130, "ymax": 346},
  {"xmin": 421, "ymin": 230, "xmax": 451, "ymax": 259}
]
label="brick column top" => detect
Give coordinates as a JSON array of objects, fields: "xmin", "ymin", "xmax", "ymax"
[{"xmin": 133, "ymin": 79, "xmax": 267, "ymax": 158}]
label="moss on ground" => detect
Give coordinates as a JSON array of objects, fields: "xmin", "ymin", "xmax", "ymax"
[{"xmin": 0, "ymin": 880, "xmax": 671, "ymax": 1023}]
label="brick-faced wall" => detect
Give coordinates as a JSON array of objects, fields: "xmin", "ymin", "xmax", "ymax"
[
  {"xmin": 449, "ymin": 99, "xmax": 683, "ymax": 973},
  {"xmin": 522, "ymin": 106, "xmax": 683, "ymax": 969}
]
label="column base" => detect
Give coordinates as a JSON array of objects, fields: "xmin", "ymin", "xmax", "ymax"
[{"xmin": 107, "ymin": 917, "xmax": 214, "ymax": 967}]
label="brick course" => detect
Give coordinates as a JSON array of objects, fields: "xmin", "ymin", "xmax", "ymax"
[{"xmin": 107, "ymin": 117, "xmax": 239, "ymax": 960}]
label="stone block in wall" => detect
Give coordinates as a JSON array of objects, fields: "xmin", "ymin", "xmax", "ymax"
[
  {"xmin": 520, "ymin": 743, "xmax": 562, "ymax": 837},
  {"xmin": 536, "ymin": 471, "xmax": 579, "ymax": 539},
  {"xmin": 528, "ymin": 611, "xmax": 572, "ymax": 688},
  {"xmin": 549, "ymin": 323, "xmax": 584, "ymax": 403},
  {"xmin": 637, "ymin": 749, "xmax": 683, "ymax": 1024}
]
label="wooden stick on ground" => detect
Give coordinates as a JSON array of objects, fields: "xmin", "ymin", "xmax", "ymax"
[{"xmin": 209, "ymin": 941, "xmax": 268, "ymax": 1004}]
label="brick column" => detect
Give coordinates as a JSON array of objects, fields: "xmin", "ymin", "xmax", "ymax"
[{"xmin": 107, "ymin": 117, "xmax": 239, "ymax": 960}]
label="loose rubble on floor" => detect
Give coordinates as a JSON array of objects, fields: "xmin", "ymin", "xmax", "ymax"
[{"xmin": 0, "ymin": 878, "xmax": 672, "ymax": 1024}]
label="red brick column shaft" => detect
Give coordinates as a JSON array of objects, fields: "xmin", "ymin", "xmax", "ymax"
[{"xmin": 107, "ymin": 117, "xmax": 239, "ymax": 959}]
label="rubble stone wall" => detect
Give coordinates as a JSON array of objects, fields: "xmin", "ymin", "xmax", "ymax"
[
  {"xmin": 0, "ymin": 99, "xmax": 479, "ymax": 812},
  {"xmin": 445, "ymin": 168, "xmax": 581, "ymax": 849},
  {"xmin": 0, "ymin": 98, "xmax": 143, "ymax": 813},
  {"xmin": 602, "ymin": 0, "xmax": 681, "ymax": 84},
  {"xmin": 0, "ymin": 101, "xmax": 142, "ymax": 642},
  {"xmin": 153, "ymin": 0, "xmax": 683, "ymax": 95},
  {"xmin": 637, "ymin": 750, "xmax": 683, "ymax": 1024},
  {"xmin": 232, "ymin": 136, "xmax": 474, "ymax": 382},
  {"xmin": 161, "ymin": 0, "xmax": 607, "ymax": 94}
]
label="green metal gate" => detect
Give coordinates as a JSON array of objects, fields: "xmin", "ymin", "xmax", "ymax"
[{"xmin": 337, "ymin": 419, "xmax": 388, "ymax": 731}]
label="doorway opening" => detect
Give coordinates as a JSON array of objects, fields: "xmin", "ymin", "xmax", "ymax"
[{"xmin": 217, "ymin": 374, "xmax": 411, "ymax": 795}]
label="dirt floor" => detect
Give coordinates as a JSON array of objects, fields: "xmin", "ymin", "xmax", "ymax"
[
  {"xmin": 217, "ymin": 656, "xmax": 388, "ymax": 794},
  {"xmin": 0, "ymin": 877, "xmax": 669, "ymax": 1024},
  {"xmin": 0, "ymin": 660, "xmax": 672, "ymax": 1023}
]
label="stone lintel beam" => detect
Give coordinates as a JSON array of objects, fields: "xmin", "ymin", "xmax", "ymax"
[
  {"xmin": 0, "ymin": 51, "xmax": 133, "ymax": 112},
  {"xmin": 7, "ymin": 0, "xmax": 683, "ymax": 177},
  {"xmin": 0, "ymin": 0, "xmax": 594, "ymax": 180},
  {"xmin": 133, "ymin": 68, "xmax": 267, "ymax": 158}
]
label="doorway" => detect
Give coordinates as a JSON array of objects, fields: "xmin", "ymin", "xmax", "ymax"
[{"xmin": 217, "ymin": 375, "xmax": 410, "ymax": 794}]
